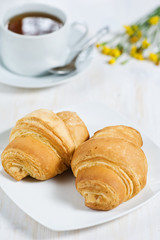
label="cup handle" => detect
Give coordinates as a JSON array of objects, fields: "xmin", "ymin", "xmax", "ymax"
[{"xmin": 68, "ymin": 22, "xmax": 88, "ymax": 48}]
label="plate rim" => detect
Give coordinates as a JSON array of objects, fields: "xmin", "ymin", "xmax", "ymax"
[{"xmin": 0, "ymin": 179, "xmax": 159, "ymax": 232}]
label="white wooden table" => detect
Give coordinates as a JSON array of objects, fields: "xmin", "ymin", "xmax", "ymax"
[{"xmin": 1, "ymin": 0, "xmax": 160, "ymax": 239}]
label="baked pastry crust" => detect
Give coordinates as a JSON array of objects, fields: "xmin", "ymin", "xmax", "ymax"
[
  {"xmin": 1, "ymin": 109, "xmax": 89, "ymax": 181},
  {"xmin": 71, "ymin": 125, "xmax": 148, "ymax": 210}
]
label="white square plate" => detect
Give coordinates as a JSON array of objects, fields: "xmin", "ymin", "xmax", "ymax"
[{"xmin": 0, "ymin": 102, "xmax": 160, "ymax": 231}]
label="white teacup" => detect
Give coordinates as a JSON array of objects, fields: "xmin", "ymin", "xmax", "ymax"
[{"xmin": 0, "ymin": 3, "xmax": 88, "ymax": 76}]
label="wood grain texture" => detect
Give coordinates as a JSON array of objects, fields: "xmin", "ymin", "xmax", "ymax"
[{"xmin": 1, "ymin": 0, "xmax": 160, "ymax": 239}]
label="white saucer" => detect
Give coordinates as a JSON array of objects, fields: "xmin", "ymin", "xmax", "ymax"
[{"xmin": 0, "ymin": 31, "xmax": 94, "ymax": 89}]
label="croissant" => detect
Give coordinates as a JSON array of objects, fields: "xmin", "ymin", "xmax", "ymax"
[
  {"xmin": 1, "ymin": 109, "xmax": 89, "ymax": 181},
  {"xmin": 71, "ymin": 125, "xmax": 148, "ymax": 210}
]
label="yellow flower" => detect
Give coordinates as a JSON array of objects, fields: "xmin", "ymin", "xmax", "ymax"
[
  {"xmin": 137, "ymin": 31, "xmax": 142, "ymax": 38},
  {"xmin": 149, "ymin": 53, "xmax": 159, "ymax": 64},
  {"xmin": 108, "ymin": 58, "xmax": 116, "ymax": 64},
  {"xmin": 130, "ymin": 45, "xmax": 137, "ymax": 56},
  {"xmin": 132, "ymin": 25, "xmax": 139, "ymax": 31},
  {"xmin": 142, "ymin": 39, "xmax": 150, "ymax": 49},
  {"xmin": 96, "ymin": 43, "xmax": 100, "ymax": 48},
  {"xmin": 110, "ymin": 48, "xmax": 121, "ymax": 57},
  {"xmin": 149, "ymin": 16, "xmax": 159, "ymax": 25},
  {"xmin": 130, "ymin": 36, "xmax": 139, "ymax": 43},
  {"xmin": 132, "ymin": 53, "xmax": 144, "ymax": 60},
  {"xmin": 124, "ymin": 25, "xmax": 134, "ymax": 36},
  {"xmin": 101, "ymin": 46, "xmax": 110, "ymax": 55}
]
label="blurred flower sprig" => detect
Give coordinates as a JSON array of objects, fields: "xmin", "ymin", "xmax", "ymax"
[{"xmin": 96, "ymin": 7, "xmax": 160, "ymax": 65}]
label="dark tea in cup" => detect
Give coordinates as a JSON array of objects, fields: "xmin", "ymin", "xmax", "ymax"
[{"xmin": 7, "ymin": 12, "xmax": 64, "ymax": 36}]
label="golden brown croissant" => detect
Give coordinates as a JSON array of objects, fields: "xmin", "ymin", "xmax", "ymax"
[
  {"xmin": 71, "ymin": 125, "xmax": 148, "ymax": 210},
  {"xmin": 1, "ymin": 109, "xmax": 89, "ymax": 181}
]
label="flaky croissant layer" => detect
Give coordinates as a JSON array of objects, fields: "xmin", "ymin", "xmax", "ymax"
[
  {"xmin": 71, "ymin": 125, "xmax": 148, "ymax": 211},
  {"xmin": 1, "ymin": 109, "xmax": 89, "ymax": 181}
]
